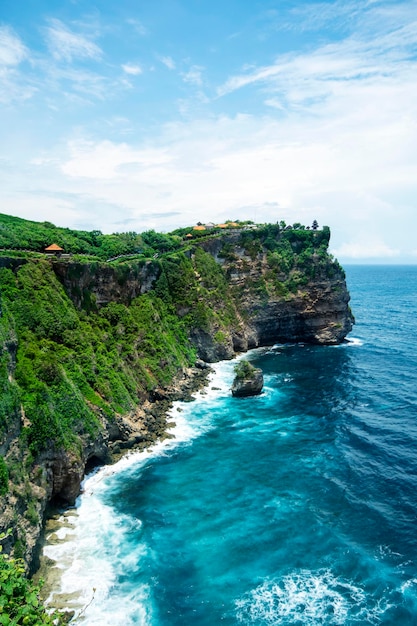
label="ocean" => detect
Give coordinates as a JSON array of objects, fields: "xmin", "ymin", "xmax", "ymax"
[{"xmin": 42, "ymin": 265, "xmax": 417, "ymax": 625}]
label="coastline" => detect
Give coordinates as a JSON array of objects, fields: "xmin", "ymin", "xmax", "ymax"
[
  {"xmin": 36, "ymin": 340, "xmax": 361, "ymax": 622},
  {"xmin": 36, "ymin": 355, "xmax": 243, "ymax": 621}
]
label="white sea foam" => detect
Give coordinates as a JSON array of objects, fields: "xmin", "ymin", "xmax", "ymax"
[
  {"xmin": 42, "ymin": 358, "xmax": 237, "ymax": 623},
  {"xmin": 235, "ymin": 570, "xmax": 390, "ymax": 625},
  {"xmin": 345, "ymin": 336, "xmax": 363, "ymax": 347}
]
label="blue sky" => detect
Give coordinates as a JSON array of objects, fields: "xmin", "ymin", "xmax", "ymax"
[{"xmin": 1, "ymin": 0, "xmax": 417, "ymax": 262}]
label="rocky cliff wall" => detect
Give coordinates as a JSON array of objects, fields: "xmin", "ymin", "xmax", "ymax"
[
  {"xmin": 50, "ymin": 232, "xmax": 353, "ymax": 361},
  {"xmin": 0, "ymin": 226, "xmax": 353, "ymax": 570},
  {"xmin": 52, "ymin": 259, "xmax": 160, "ymax": 308},
  {"xmin": 185, "ymin": 234, "xmax": 353, "ymax": 360},
  {"xmin": 0, "ymin": 325, "xmax": 210, "ymax": 571}
]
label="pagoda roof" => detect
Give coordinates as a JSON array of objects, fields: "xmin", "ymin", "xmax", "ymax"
[{"xmin": 45, "ymin": 243, "xmax": 64, "ymax": 251}]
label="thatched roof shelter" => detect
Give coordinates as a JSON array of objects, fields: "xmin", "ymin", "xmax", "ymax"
[{"xmin": 44, "ymin": 243, "xmax": 64, "ymax": 256}]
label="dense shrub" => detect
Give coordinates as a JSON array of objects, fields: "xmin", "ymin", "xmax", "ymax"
[
  {"xmin": 0, "ymin": 532, "xmax": 64, "ymax": 625},
  {"xmin": 0, "ymin": 457, "xmax": 8, "ymax": 496},
  {"xmin": 234, "ymin": 359, "xmax": 256, "ymax": 380}
]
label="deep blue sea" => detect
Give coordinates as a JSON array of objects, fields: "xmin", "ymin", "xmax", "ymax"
[{"xmin": 43, "ymin": 265, "xmax": 417, "ymax": 625}]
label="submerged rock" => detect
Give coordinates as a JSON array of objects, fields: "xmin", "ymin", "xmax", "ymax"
[{"xmin": 231, "ymin": 360, "xmax": 264, "ymax": 397}]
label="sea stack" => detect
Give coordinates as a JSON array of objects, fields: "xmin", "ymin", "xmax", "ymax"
[{"xmin": 231, "ymin": 359, "xmax": 264, "ymax": 397}]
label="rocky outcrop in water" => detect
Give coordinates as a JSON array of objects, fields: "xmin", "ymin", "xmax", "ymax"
[{"xmin": 231, "ymin": 361, "xmax": 264, "ymax": 397}]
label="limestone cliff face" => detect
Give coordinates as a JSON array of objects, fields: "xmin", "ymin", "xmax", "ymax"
[
  {"xmin": 50, "ymin": 231, "xmax": 353, "ymax": 362},
  {"xmin": 191, "ymin": 233, "xmax": 353, "ymax": 360},
  {"xmin": 52, "ymin": 259, "xmax": 160, "ymax": 308},
  {"xmin": 0, "ymin": 226, "xmax": 353, "ymax": 569},
  {"xmin": 234, "ymin": 263, "xmax": 352, "ymax": 346}
]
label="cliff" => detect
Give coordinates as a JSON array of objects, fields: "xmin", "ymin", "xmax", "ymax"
[{"xmin": 0, "ymin": 221, "xmax": 353, "ymax": 570}]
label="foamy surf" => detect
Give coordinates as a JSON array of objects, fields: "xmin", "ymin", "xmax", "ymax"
[
  {"xmin": 235, "ymin": 570, "xmax": 390, "ymax": 625},
  {"xmin": 42, "ymin": 358, "xmax": 237, "ymax": 623},
  {"xmin": 345, "ymin": 337, "xmax": 363, "ymax": 347}
]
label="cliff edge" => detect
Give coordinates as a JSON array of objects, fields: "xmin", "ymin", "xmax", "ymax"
[{"xmin": 0, "ymin": 220, "xmax": 353, "ymax": 569}]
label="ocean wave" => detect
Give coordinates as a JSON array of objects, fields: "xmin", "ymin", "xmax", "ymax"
[
  {"xmin": 235, "ymin": 570, "xmax": 392, "ymax": 625},
  {"xmin": 344, "ymin": 337, "xmax": 363, "ymax": 347},
  {"xmin": 42, "ymin": 357, "xmax": 239, "ymax": 622}
]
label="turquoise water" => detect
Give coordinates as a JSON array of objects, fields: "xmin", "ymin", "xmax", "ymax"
[{"xmin": 44, "ymin": 266, "xmax": 417, "ymax": 625}]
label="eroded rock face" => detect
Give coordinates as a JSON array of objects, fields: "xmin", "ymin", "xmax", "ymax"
[
  {"xmin": 189, "ymin": 328, "xmax": 235, "ymax": 363},
  {"xmin": 52, "ymin": 234, "xmax": 353, "ymax": 358},
  {"xmin": 231, "ymin": 368, "xmax": 264, "ymax": 397},
  {"xmin": 0, "ymin": 229, "xmax": 354, "ymax": 569},
  {"xmin": 187, "ymin": 246, "xmax": 353, "ymax": 362},
  {"xmin": 52, "ymin": 260, "xmax": 160, "ymax": 308},
  {"xmin": 0, "ymin": 361, "xmax": 212, "ymax": 570},
  {"xmin": 244, "ymin": 276, "xmax": 353, "ymax": 346},
  {"xmin": 224, "ymin": 252, "xmax": 352, "ymax": 348}
]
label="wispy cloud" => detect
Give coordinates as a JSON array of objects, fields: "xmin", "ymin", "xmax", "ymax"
[
  {"xmin": 122, "ymin": 63, "xmax": 142, "ymax": 76},
  {"xmin": 0, "ymin": 26, "xmax": 36, "ymax": 104},
  {"xmin": 182, "ymin": 65, "xmax": 204, "ymax": 86},
  {"xmin": 333, "ymin": 235, "xmax": 400, "ymax": 259},
  {"xmin": 42, "ymin": 65, "xmax": 110, "ymax": 100},
  {"xmin": 159, "ymin": 55, "xmax": 176, "ymax": 70},
  {"xmin": 44, "ymin": 18, "xmax": 102, "ymax": 62},
  {"xmin": 281, "ymin": 0, "xmax": 369, "ymax": 33},
  {"xmin": 0, "ymin": 25, "xmax": 28, "ymax": 65},
  {"xmin": 62, "ymin": 139, "xmax": 173, "ymax": 179},
  {"xmin": 218, "ymin": 2, "xmax": 417, "ymax": 106},
  {"xmin": 126, "ymin": 18, "xmax": 147, "ymax": 36}
]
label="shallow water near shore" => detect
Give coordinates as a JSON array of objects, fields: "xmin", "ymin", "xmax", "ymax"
[{"xmin": 42, "ymin": 265, "xmax": 417, "ymax": 625}]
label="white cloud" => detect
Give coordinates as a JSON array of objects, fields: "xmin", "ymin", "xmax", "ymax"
[
  {"xmin": 283, "ymin": 0, "xmax": 369, "ymax": 32},
  {"xmin": 52, "ymin": 93, "xmax": 416, "ymax": 239},
  {"xmin": 182, "ymin": 65, "xmax": 204, "ymax": 86},
  {"xmin": 61, "ymin": 139, "xmax": 172, "ymax": 179},
  {"xmin": 2, "ymin": 1, "xmax": 417, "ymax": 257},
  {"xmin": 159, "ymin": 55, "xmax": 176, "ymax": 70},
  {"xmin": 0, "ymin": 26, "xmax": 36, "ymax": 104},
  {"xmin": 45, "ymin": 19, "xmax": 102, "ymax": 62},
  {"xmin": 126, "ymin": 19, "xmax": 147, "ymax": 36},
  {"xmin": 217, "ymin": 3, "xmax": 417, "ymax": 104},
  {"xmin": 332, "ymin": 236, "xmax": 400, "ymax": 260},
  {"xmin": 44, "ymin": 66, "xmax": 109, "ymax": 99},
  {"xmin": 0, "ymin": 26, "xmax": 27, "ymax": 66},
  {"xmin": 122, "ymin": 63, "xmax": 142, "ymax": 76}
]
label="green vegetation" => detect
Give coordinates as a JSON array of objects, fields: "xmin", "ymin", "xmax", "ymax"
[
  {"xmin": 234, "ymin": 359, "xmax": 256, "ymax": 381},
  {"xmin": 227, "ymin": 223, "xmax": 341, "ymax": 299},
  {"xmin": 0, "ymin": 300, "xmax": 21, "ymax": 441},
  {"xmin": 0, "ymin": 215, "xmax": 341, "ymax": 459},
  {"xmin": 0, "ymin": 213, "xmax": 333, "ymax": 268},
  {"xmin": 0, "ymin": 260, "xmax": 196, "ymax": 456},
  {"xmin": 0, "ymin": 214, "xmax": 181, "ymax": 261},
  {"xmin": 0, "ymin": 457, "xmax": 8, "ymax": 496},
  {"xmin": 0, "ymin": 212, "xmax": 348, "ymax": 618},
  {"xmin": 154, "ymin": 247, "xmax": 238, "ymax": 333},
  {"xmin": 0, "ymin": 532, "xmax": 64, "ymax": 625}
]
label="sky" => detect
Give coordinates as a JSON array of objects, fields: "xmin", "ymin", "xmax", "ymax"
[{"xmin": 1, "ymin": 0, "xmax": 417, "ymax": 263}]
